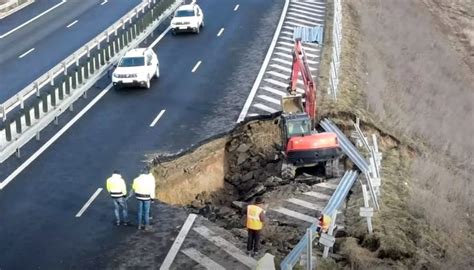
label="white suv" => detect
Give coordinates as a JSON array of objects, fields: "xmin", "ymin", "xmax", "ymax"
[
  {"xmin": 112, "ymin": 48, "xmax": 159, "ymax": 89},
  {"xmin": 170, "ymin": 2, "xmax": 204, "ymax": 34}
]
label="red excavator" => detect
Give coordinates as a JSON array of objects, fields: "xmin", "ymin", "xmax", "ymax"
[{"xmin": 280, "ymin": 40, "xmax": 341, "ymax": 179}]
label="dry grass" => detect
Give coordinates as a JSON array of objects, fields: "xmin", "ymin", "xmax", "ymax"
[{"xmin": 316, "ymin": 0, "xmax": 474, "ymax": 269}]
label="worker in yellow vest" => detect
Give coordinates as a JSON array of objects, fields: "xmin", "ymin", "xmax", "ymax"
[
  {"xmin": 132, "ymin": 169, "xmax": 156, "ymax": 231},
  {"xmin": 106, "ymin": 170, "xmax": 129, "ymax": 226},
  {"xmin": 245, "ymin": 197, "xmax": 266, "ymax": 257},
  {"xmin": 317, "ymin": 214, "xmax": 332, "ymax": 235}
]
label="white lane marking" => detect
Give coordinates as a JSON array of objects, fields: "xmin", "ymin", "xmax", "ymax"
[
  {"xmin": 66, "ymin": 20, "xmax": 78, "ymax": 28},
  {"xmin": 287, "ymin": 198, "xmax": 324, "ymax": 211},
  {"xmin": 261, "ymin": 85, "xmax": 287, "ymax": 97},
  {"xmin": 75, "ymin": 188, "xmax": 103, "ymax": 217},
  {"xmin": 292, "ymin": 1, "xmax": 326, "ymax": 10},
  {"xmin": 182, "ymin": 248, "xmax": 226, "ymax": 270},
  {"xmin": 272, "ymin": 207, "xmax": 318, "ymax": 223},
  {"xmin": 150, "ymin": 109, "xmax": 166, "ymax": 127},
  {"xmin": 304, "ymin": 191, "xmax": 331, "ymax": 200},
  {"xmin": 0, "ymin": 0, "xmax": 67, "ymax": 39},
  {"xmin": 191, "ymin": 60, "xmax": 202, "ymax": 73},
  {"xmin": 287, "ymin": 16, "xmax": 321, "ymax": 24},
  {"xmin": 193, "ymin": 226, "xmax": 257, "ymax": 268},
  {"xmin": 0, "ymin": 84, "xmax": 112, "ymax": 190},
  {"xmin": 18, "ymin": 48, "xmax": 35, "ymax": 58},
  {"xmin": 257, "ymin": 94, "xmax": 280, "ymax": 105},
  {"xmin": 253, "ymin": 103, "xmax": 278, "ymax": 114},
  {"xmin": 234, "ymin": 4, "xmax": 239, "ymax": 11},
  {"xmin": 149, "ymin": 26, "xmax": 171, "ymax": 49},
  {"xmin": 237, "ymin": 0, "xmax": 290, "ymax": 122},
  {"xmin": 160, "ymin": 214, "xmax": 198, "ymax": 270},
  {"xmin": 316, "ymin": 181, "xmax": 338, "ymax": 190},
  {"xmin": 217, "ymin": 27, "xmax": 224, "ymax": 37},
  {"xmin": 100, "ymin": 0, "xmax": 108, "ymax": 5}
]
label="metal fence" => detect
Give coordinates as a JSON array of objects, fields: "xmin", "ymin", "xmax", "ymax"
[
  {"xmin": 0, "ymin": 0, "xmax": 183, "ymax": 163},
  {"xmin": 327, "ymin": 0, "xmax": 342, "ymax": 99},
  {"xmin": 280, "ymin": 170, "xmax": 359, "ymax": 270},
  {"xmin": 0, "ymin": 0, "xmax": 34, "ymax": 19}
]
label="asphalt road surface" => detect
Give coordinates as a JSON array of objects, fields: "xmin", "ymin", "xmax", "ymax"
[
  {"xmin": 0, "ymin": 0, "xmax": 283, "ymax": 268},
  {"xmin": 0, "ymin": 0, "xmax": 141, "ymax": 102}
]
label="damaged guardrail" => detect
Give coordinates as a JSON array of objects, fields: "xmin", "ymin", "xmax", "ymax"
[
  {"xmin": 0, "ymin": 0, "xmax": 34, "ymax": 19},
  {"xmin": 327, "ymin": 0, "xmax": 342, "ymax": 99},
  {"xmin": 0, "ymin": 0, "xmax": 183, "ymax": 163},
  {"xmin": 280, "ymin": 170, "xmax": 359, "ymax": 270}
]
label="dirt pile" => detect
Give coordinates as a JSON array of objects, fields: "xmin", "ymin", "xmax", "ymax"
[{"xmin": 150, "ymin": 116, "xmax": 337, "ymax": 258}]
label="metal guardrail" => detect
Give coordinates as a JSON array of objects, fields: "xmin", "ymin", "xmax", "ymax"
[
  {"xmin": 0, "ymin": 0, "xmax": 183, "ymax": 163},
  {"xmin": 0, "ymin": 0, "xmax": 34, "ymax": 19},
  {"xmin": 327, "ymin": 0, "xmax": 342, "ymax": 99},
  {"xmin": 321, "ymin": 118, "xmax": 380, "ymax": 211},
  {"xmin": 0, "ymin": 0, "xmax": 159, "ymax": 121},
  {"xmin": 280, "ymin": 170, "xmax": 359, "ymax": 270}
]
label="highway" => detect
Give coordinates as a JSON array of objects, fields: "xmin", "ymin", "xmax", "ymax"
[
  {"xmin": 0, "ymin": 0, "xmax": 142, "ymax": 102},
  {"xmin": 0, "ymin": 0, "xmax": 283, "ymax": 268}
]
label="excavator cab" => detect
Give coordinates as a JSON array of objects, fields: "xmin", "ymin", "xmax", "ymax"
[{"xmin": 282, "ymin": 114, "xmax": 312, "ymax": 142}]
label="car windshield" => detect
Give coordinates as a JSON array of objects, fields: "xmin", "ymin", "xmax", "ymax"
[
  {"xmin": 286, "ymin": 120, "xmax": 311, "ymax": 137},
  {"xmin": 119, "ymin": 57, "xmax": 145, "ymax": 67},
  {"xmin": 175, "ymin": 9, "xmax": 194, "ymax": 17}
]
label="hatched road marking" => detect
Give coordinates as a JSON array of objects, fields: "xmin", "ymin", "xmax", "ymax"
[
  {"xmin": 193, "ymin": 226, "xmax": 257, "ymax": 269},
  {"xmin": 160, "ymin": 214, "xmax": 197, "ymax": 270},
  {"xmin": 287, "ymin": 198, "xmax": 324, "ymax": 211},
  {"xmin": 272, "ymin": 207, "xmax": 318, "ymax": 223},
  {"xmin": 234, "ymin": 4, "xmax": 239, "ymax": 11},
  {"xmin": 182, "ymin": 248, "xmax": 226, "ymax": 270},
  {"xmin": 100, "ymin": 0, "xmax": 108, "ymax": 5},
  {"xmin": 75, "ymin": 188, "xmax": 102, "ymax": 217}
]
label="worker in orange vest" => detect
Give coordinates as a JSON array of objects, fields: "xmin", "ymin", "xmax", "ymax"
[
  {"xmin": 245, "ymin": 197, "xmax": 266, "ymax": 257},
  {"xmin": 317, "ymin": 213, "xmax": 332, "ymax": 235}
]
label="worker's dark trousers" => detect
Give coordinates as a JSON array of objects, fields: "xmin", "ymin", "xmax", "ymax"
[{"xmin": 247, "ymin": 229, "xmax": 261, "ymax": 252}]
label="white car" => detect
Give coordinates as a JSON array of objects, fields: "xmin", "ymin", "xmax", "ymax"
[
  {"xmin": 112, "ymin": 48, "xmax": 159, "ymax": 89},
  {"xmin": 170, "ymin": 2, "xmax": 204, "ymax": 34}
]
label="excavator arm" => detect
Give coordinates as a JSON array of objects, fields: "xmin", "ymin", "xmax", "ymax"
[{"xmin": 289, "ymin": 40, "xmax": 317, "ymax": 124}]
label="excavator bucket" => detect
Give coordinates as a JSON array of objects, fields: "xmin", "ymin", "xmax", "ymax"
[{"xmin": 281, "ymin": 95, "xmax": 304, "ymax": 114}]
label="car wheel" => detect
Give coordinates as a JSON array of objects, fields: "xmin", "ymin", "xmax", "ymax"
[
  {"xmin": 171, "ymin": 29, "xmax": 176, "ymax": 35},
  {"xmin": 201, "ymin": 20, "xmax": 205, "ymax": 28},
  {"xmin": 195, "ymin": 26, "xmax": 200, "ymax": 34}
]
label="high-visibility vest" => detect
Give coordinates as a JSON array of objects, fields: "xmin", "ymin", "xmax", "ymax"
[
  {"xmin": 320, "ymin": 215, "xmax": 331, "ymax": 232},
  {"xmin": 106, "ymin": 174, "xmax": 127, "ymax": 198},
  {"xmin": 246, "ymin": 205, "xmax": 264, "ymax": 230},
  {"xmin": 133, "ymin": 174, "xmax": 153, "ymax": 201}
]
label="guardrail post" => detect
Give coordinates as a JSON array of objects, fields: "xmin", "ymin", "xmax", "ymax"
[
  {"xmin": 86, "ymin": 45, "xmax": 90, "ymax": 58},
  {"xmin": 89, "ymin": 57, "xmax": 95, "ymax": 74},
  {"xmin": 25, "ymin": 107, "xmax": 31, "ymax": 127},
  {"xmin": 1, "ymin": 105, "xmax": 5, "ymax": 122},
  {"xmin": 66, "ymin": 76, "xmax": 72, "ymax": 95},
  {"xmin": 49, "ymin": 70, "xmax": 54, "ymax": 86},
  {"xmin": 83, "ymin": 65, "xmax": 88, "ymax": 81},
  {"xmin": 96, "ymin": 38, "xmax": 101, "ymax": 50},
  {"xmin": 16, "ymin": 148, "xmax": 21, "ymax": 158},
  {"xmin": 42, "ymin": 93, "xmax": 48, "ymax": 113},
  {"xmin": 306, "ymin": 229, "xmax": 313, "ymax": 270},
  {"xmin": 360, "ymin": 184, "xmax": 374, "ymax": 234},
  {"xmin": 5, "ymin": 121, "xmax": 12, "ymax": 141},
  {"xmin": 19, "ymin": 94, "xmax": 24, "ymax": 110},
  {"xmin": 59, "ymin": 82, "xmax": 65, "ymax": 100},
  {"xmin": 73, "ymin": 53, "xmax": 78, "ymax": 67},
  {"xmin": 35, "ymin": 81, "xmax": 40, "ymax": 97},
  {"xmin": 321, "ymin": 212, "xmax": 337, "ymax": 258},
  {"xmin": 62, "ymin": 61, "xmax": 67, "ymax": 76},
  {"xmin": 34, "ymin": 101, "xmax": 40, "ymax": 120},
  {"xmin": 51, "ymin": 89, "xmax": 57, "ymax": 107},
  {"xmin": 121, "ymin": 18, "xmax": 126, "ymax": 29},
  {"xmin": 15, "ymin": 115, "xmax": 22, "ymax": 134},
  {"xmin": 100, "ymin": 47, "xmax": 106, "ymax": 65}
]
